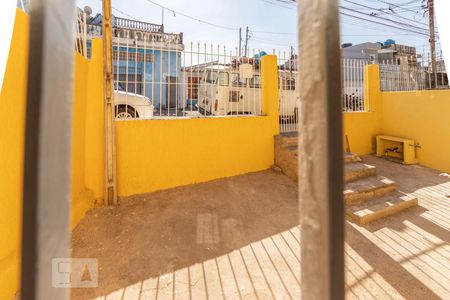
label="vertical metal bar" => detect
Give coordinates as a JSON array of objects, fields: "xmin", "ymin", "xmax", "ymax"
[
  {"xmin": 125, "ymin": 31, "xmax": 129, "ymax": 114},
  {"xmin": 168, "ymin": 38, "xmax": 171, "ymax": 115},
  {"xmin": 115, "ymin": 29, "xmax": 120, "ymax": 117},
  {"xmin": 143, "ymin": 33, "xmax": 147, "ymax": 113},
  {"xmin": 189, "ymin": 42, "xmax": 193, "ymax": 112},
  {"xmin": 21, "ymin": 0, "xmax": 75, "ymax": 298},
  {"xmin": 83, "ymin": 12, "xmax": 87, "ymax": 57},
  {"xmin": 103, "ymin": 0, "xmax": 117, "ymax": 205},
  {"xmin": 159, "ymin": 37, "xmax": 163, "ymax": 116},
  {"xmin": 203, "ymin": 43, "xmax": 207, "ymax": 116},
  {"xmin": 298, "ymin": 0, "xmax": 344, "ymax": 299},
  {"xmin": 134, "ymin": 33, "xmax": 138, "ymax": 116}
]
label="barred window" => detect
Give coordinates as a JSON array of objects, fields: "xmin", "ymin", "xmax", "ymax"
[{"xmin": 113, "ymin": 50, "xmax": 154, "ymax": 62}]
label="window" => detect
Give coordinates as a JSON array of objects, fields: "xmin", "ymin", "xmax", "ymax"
[
  {"xmin": 205, "ymin": 70, "xmax": 218, "ymax": 83},
  {"xmin": 229, "ymin": 91, "xmax": 240, "ymax": 102},
  {"xmin": 231, "ymin": 73, "xmax": 247, "ymax": 87},
  {"xmin": 281, "ymin": 78, "xmax": 296, "ymax": 90},
  {"xmin": 218, "ymin": 72, "xmax": 229, "ymax": 86},
  {"xmin": 250, "ymin": 75, "xmax": 261, "ymax": 88},
  {"xmin": 113, "ymin": 50, "xmax": 154, "ymax": 62}
]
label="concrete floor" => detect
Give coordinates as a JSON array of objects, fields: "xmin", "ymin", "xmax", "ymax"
[{"xmin": 71, "ymin": 155, "xmax": 450, "ymax": 300}]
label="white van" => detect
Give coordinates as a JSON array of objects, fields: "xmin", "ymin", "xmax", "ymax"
[
  {"xmin": 197, "ymin": 65, "xmax": 299, "ymax": 119},
  {"xmin": 197, "ymin": 65, "xmax": 262, "ymax": 116}
]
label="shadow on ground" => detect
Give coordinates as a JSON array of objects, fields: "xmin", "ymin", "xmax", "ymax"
[
  {"xmin": 71, "ymin": 170, "xmax": 299, "ymax": 299},
  {"xmin": 71, "ymin": 156, "xmax": 450, "ymax": 299}
]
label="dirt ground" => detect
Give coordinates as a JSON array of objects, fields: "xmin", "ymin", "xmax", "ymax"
[{"xmin": 71, "ymin": 155, "xmax": 450, "ymax": 300}]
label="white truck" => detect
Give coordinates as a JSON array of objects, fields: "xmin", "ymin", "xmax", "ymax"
[{"xmin": 197, "ymin": 64, "xmax": 299, "ymax": 119}]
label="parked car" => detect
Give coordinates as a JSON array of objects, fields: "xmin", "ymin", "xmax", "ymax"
[{"xmin": 113, "ymin": 90, "xmax": 154, "ymax": 119}]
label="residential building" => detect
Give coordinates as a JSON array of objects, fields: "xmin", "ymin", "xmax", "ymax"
[
  {"xmin": 341, "ymin": 40, "xmax": 417, "ymax": 66},
  {"xmin": 85, "ymin": 9, "xmax": 184, "ymax": 110}
]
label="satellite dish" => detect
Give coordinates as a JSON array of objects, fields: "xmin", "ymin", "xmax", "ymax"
[{"xmin": 83, "ymin": 6, "xmax": 93, "ymax": 16}]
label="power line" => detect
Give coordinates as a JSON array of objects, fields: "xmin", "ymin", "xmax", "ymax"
[
  {"xmin": 264, "ymin": 0, "xmax": 433, "ymax": 36},
  {"xmin": 340, "ymin": 6, "xmax": 429, "ymax": 33},
  {"xmin": 140, "ymin": 0, "xmax": 239, "ymax": 31},
  {"xmin": 340, "ymin": 12, "xmax": 428, "ymax": 36},
  {"xmin": 342, "ymin": 0, "xmax": 428, "ymax": 27}
]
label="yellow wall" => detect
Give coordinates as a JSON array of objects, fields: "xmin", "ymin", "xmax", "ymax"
[
  {"xmin": 116, "ymin": 55, "xmax": 279, "ymax": 196},
  {"xmin": 71, "ymin": 53, "xmax": 96, "ymax": 227},
  {"xmin": 71, "ymin": 39, "xmax": 106, "ymax": 225},
  {"xmin": 0, "ymin": 12, "xmax": 105, "ymax": 299},
  {"xmin": 381, "ymin": 90, "xmax": 450, "ymax": 173},
  {"xmin": 0, "ymin": 9, "xmax": 28, "ymax": 300},
  {"xmin": 344, "ymin": 64, "xmax": 450, "ymax": 173},
  {"xmin": 84, "ymin": 39, "xmax": 105, "ymax": 203},
  {"xmin": 343, "ymin": 64, "xmax": 382, "ymax": 155}
]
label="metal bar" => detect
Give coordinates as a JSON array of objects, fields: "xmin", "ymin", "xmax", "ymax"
[
  {"xmin": 102, "ymin": 0, "xmax": 118, "ymax": 205},
  {"xmin": 297, "ymin": 0, "xmax": 344, "ymax": 299},
  {"xmin": 21, "ymin": 0, "xmax": 75, "ymax": 298}
]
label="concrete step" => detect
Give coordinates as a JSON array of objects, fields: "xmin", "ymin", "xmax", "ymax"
[
  {"xmin": 274, "ymin": 132, "xmax": 298, "ymax": 149},
  {"xmin": 344, "ymin": 176, "xmax": 397, "ymax": 205},
  {"xmin": 345, "ymin": 163, "xmax": 377, "ymax": 182},
  {"xmin": 344, "ymin": 152, "xmax": 362, "ymax": 164},
  {"xmin": 274, "ymin": 144, "xmax": 298, "ymax": 181},
  {"xmin": 346, "ymin": 191, "xmax": 418, "ymax": 225}
]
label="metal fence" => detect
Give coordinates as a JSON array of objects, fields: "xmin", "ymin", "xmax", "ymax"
[
  {"xmin": 101, "ymin": 26, "xmax": 265, "ymax": 120},
  {"xmin": 380, "ymin": 59, "xmax": 448, "ymax": 91},
  {"xmin": 277, "ymin": 53, "xmax": 299, "ymax": 133},
  {"xmin": 277, "ymin": 57, "xmax": 368, "ymax": 133},
  {"xmin": 75, "ymin": 9, "xmax": 87, "ymax": 58},
  {"xmin": 342, "ymin": 59, "xmax": 368, "ymax": 112}
]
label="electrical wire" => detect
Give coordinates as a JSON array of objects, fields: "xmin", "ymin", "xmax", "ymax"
[{"xmin": 140, "ymin": 0, "xmax": 239, "ymax": 31}]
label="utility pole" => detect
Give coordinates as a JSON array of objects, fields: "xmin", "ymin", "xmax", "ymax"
[
  {"xmin": 244, "ymin": 26, "xmax": 249, "ymax": 57},
  {"xmin": 428, "ymin": 0, "xmax": 437, "ymax": 73},
  {"xmin": 102, "ymin": 0, "xmax": 118, "ymax": 205},
  {"xmin": 239, "ymin": 27, "xmax": 242, "ymax": 57}
]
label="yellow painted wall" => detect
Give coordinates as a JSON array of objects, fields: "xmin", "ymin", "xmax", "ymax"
[
  {"xmin": 116, "ymin": 117, "xmax": 278, "ymax": 196},
  {"xmin": 381, "ymin": 90, "xmax": 450, "ymax": 173},
  {"xmin": 71, "ymin": 53, "xmax": 97, "ymax": 228},
  {"xmin": 84, "ymin": 39, "xmax": 105, "ymax": 203},
  {"xmin": 0, "ymin": 12, "xmax": 105, "ymax": 299},
  {"xmin": 343, "ymin": 64, "xmax": 382, "ymax": 155},
  {"xmin": 116, "ymin": 55, "xmax": 279, "ymax": 196},
  {"xmin": 344, "ymin": 64, "xmax": 450, "ymax": 173},
  {"xmin": 0, "ymin": 9, "xmax": 28, "ymax": 300}
]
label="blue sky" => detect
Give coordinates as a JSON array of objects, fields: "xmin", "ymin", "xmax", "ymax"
[{"xmin": 76, "ymin": 0, "xmax": 440, "ymax": 56}]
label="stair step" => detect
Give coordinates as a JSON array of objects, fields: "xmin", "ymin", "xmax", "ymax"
[
  {"xmin": 344, "ymin": 152, "xmax": 362, "ymax": 164},
  {"xmin": 274, "ymin": 144, "xmax": 298, "ymax": 181},
  {"xmin": 274, "ymin": 133, "xmax": 298, "ymax": 149},
  {"xmin": 344, "ymin": 176, "xmax": 397, "ymax": 205},
  {"xmin": 346, "ymin": 191, "xmax": 418, "ymax": 225},
  {"xmin": 345, "ymin": 163, "xmax": 377, "ymax": 182}
]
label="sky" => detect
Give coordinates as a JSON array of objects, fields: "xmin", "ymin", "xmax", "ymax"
[{"xmin": 75, "ymin": 0, "xmax": 441, "ymax": 57}]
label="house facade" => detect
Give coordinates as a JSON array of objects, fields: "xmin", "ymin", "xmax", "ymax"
[{"xmin": 85, "ymin": 11, "xmax": 184, "ymax": 111}]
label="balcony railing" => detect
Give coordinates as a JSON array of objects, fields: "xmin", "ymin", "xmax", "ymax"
[
  {"xmin": 115, "ymin": 17, "xmax": 163, "ymax": 33},
  {"xmin": 86, "ymin": 25, "xmax": 183, "ymax": 45}
]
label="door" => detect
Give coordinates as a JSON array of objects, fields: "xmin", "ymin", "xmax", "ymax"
[{"xmin": 166, "ymin": 76, "xmax": 178, "ymax": 111}]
